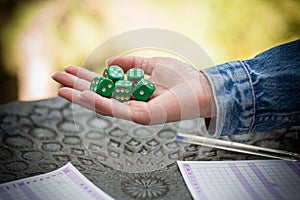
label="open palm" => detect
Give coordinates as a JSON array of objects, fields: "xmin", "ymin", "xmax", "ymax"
[{"xmin": 52, "ymin": 56, "xmax": 215, "ymax": 125}]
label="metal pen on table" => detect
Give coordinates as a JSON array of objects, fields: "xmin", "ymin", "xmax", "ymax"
[{"xmin": 176, "ymin": 132, "xmax": 300, "ymax": 161}]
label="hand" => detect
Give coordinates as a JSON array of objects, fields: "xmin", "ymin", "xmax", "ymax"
[{"xmin": 51, "ymin": 56, "xmax": 216, "ymax": 125}]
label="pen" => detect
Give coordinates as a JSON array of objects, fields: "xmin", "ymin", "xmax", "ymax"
[{"xmin": 176, "ymin": 132, "xmax": 299, "ymax": 161}]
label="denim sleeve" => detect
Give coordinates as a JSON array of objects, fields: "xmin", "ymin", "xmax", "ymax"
[{"xmin": 202, "ymin": 39, "xmax": 300, "ymax": 136}]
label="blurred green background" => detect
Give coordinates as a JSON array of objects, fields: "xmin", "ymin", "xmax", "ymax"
[{"xmin": 0, "ymin": 0, "xmax": 299, "ymax": 104}]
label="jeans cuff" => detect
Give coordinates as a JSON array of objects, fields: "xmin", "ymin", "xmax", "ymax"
[{"xmin": 202, "ymin": 60, "xmax": 255, "ymax": 136}]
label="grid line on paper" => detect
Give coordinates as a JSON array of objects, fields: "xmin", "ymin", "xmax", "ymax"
[
  {"xmin": 286, "ymin": 161, "xmax": 300, "ymax": 178},
  {"xmin": 43, "ymin": 174, "xmax": 64, "ymax": 200},
  {"xmin": 257, "ymin": 162, "xmax": 300, "ymax": 198},
  {"xmin": 0, "ymin": 163, "xmax": 114, "ymax": 200},
  {"xmin": 63, "ymin": 166, "xmax": 106, "ymax": 200},
  {"xmin": 178, "ymin": 160, "xmax": 300, "ymax": 200},
  {"xmin": 18, "ymin": 182, "xmax": 40, "ymax": 200},
  {"xmin": 0, "ymin": 187, "xmax": 12, "ymax": 200},
  {"xmin": 182, "ymin": 163, "xmax": 208, "ymax": 200},
  {"xmin": 248, "ymin": 162, "xmax": 283, "ymax": 200},
  {"xmin": 228, "ymin": 163, "xmax": 260, "ymax": 200}
]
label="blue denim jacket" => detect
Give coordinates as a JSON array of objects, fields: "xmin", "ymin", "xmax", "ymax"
[{"xmin": 203, "ymin": 39, "xmax": 300, "ymax": 136}]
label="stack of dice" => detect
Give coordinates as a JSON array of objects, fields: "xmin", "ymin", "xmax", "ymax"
[{"xmin": 90, "ymin": 65, "xmax": 155, "ymax": 102}]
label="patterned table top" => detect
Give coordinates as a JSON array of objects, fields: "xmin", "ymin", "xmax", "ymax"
[{"xmin": 0, "ymin": 97, "xmax": 299, "ymax": 199}]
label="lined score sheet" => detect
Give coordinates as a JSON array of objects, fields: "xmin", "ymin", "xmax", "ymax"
[
  {"xmin": 0, "ymin": 162, "xmax": 114, "ymax": 200},
  {"xmin": 177, "ymin": 160, "xmax": 300, "ymax": 200}
]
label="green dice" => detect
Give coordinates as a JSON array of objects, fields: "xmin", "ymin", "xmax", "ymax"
[
  {"xmin": 133, "ymin": 79, "xmax": 155, "ymax": 101},
  {"xmin": 90, "ymin": 77, "xmax": 114, "ymax": 97},
  {"xmin": 103, "ymin": 65, "xmax": 124, "ymax": 82},
  {"xmin": 91, "ymin": 66, "xmax": 155, "ymax": 102},
  {"xmin": 127, "ymin": 68, "xmax": 144, "ymax": 87},
  {"xmin": 112, "ymin": 80, "xmax": 133, "ymax": 102}
]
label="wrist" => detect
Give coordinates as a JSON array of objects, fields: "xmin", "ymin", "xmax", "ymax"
[{"xmin": 198, "ymin": 72, "xmax": 216, "ymax": 118}]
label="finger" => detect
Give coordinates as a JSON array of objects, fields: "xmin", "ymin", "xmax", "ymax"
[
  {"xmin": 81, "ymin": 90, "xmax": 133, "ymax": 121},
  {"xmin": 59, "ymin": 87, "xmax": 165, "ymax": 125},
  {"xmin": 82, "ymin": 91, "xmax": 158, "ymax": 125},
  {"xmin": 65, "ymin": 66, "xmax": 100, "ymax": 82},
  {"xmin": 106, "ymin": 56, "xmax": 155, "ymax": 75},
  {"xmin": 58, "ymin": 87, "xmax": 95, "ymax": 110},
  {"xmin": 52, "ymin": 71, "xmax": 90, "ymax": 91},
  {"xmin": 58, "ymin": 87, "xmax": 114, "ymax": 117},
  {"xmin": 59, "ymin": 87, "xmax": 118, "ymax": 118}
]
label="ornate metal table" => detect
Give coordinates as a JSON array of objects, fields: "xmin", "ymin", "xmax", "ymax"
[{"xmin": 0, "ymin": 97, "xmax": 299, "ymax": 199}]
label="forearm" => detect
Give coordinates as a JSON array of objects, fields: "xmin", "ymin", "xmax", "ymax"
[{"xmin": 203, "ymin": 39, "xmax": 300, "ymax": 136}]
